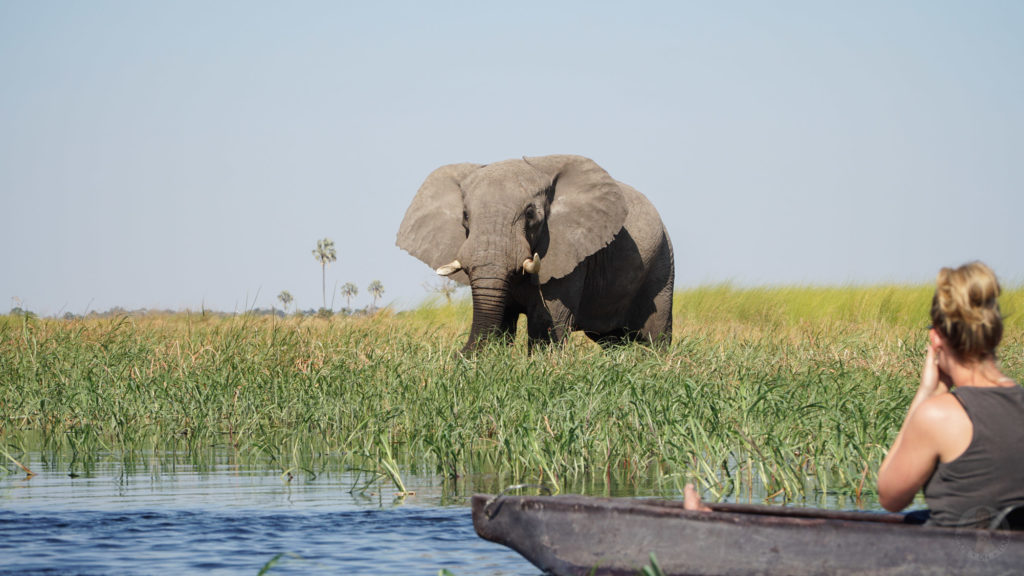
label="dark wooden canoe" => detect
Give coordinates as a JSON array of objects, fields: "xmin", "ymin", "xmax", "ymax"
[{"xmin": 472, "ymin": 493, "xmax": 1024, "ymax": 575}]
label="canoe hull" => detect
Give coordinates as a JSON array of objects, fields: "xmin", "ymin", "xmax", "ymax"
[{"xmin": 472, "ymin": 493, "xmax": 1024, "ymax": 576}]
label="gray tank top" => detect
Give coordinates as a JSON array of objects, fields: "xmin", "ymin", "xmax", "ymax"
[{"xmin": 923, "ymin": 385, "xmax": 1024, "ymax": 528}]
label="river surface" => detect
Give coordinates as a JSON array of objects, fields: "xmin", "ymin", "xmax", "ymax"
[
  {"xmin": 0, "ymin": 450, "xmax": 542, "ymax": 575},
  {"xmin": 1, "ymin": 446, "xmax": 885, "ymax": 575}
]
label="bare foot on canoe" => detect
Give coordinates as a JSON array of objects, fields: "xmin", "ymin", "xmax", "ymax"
[{"xmin": 684, "ymin": 483, "xmax": 712, "ymax": 512}]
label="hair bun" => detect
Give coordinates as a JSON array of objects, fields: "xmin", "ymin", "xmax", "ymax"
[{"xmin": 931, "ymin": 261, "xmax": 1002, "ymax": 359}]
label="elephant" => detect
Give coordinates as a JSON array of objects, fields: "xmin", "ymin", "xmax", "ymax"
[{"xmin": 396, "ymin": 154, "xmax": 674, "ymax": 353}]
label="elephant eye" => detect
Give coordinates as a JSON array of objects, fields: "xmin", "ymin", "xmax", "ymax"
[{"xmin": 524, "ymin": 204, "xmax": 537, "ymax": 222}]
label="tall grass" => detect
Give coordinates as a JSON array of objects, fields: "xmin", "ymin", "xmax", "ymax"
[{"xmin": 1, "ymin": 285, "xmax": 1021, "ymax": 506}]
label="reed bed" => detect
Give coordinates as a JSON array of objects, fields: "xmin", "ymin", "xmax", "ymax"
[{"xmin": 1, "ymin": 285, "xmax": 1021, "ymax": 505}]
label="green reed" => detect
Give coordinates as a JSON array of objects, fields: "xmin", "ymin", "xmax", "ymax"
[{"xmin": 1, "ymin": 285, "xmax": 1021, "ymax": 504}]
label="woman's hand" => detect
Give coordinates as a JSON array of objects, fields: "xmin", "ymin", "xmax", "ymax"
[
  {"xmin": 918, "ymin": 344, "xmax": 944, "ymax": 398},
  {"xmin": 916, "ymin": 333, "xmax": 952, "ymax": 404},
  {"xmin": 684, "ymin": 483, "xmax": 711, "ymax": 512}
]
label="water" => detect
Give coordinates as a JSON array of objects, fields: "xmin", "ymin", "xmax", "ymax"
[
  {"xmin": 1, "ymin": 445, "xmax": 889, "ymax": 574},
  {"xmin": 0, "ymin": 453, "xmax": 540, "ymax": 575}
]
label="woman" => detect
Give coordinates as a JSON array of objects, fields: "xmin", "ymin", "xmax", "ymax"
[
  {"xmin": 685, "ymin": 262, "xmax": 1022, "ymax": 525},
  {"xmin": 878, "ymin": 261, "xmax": 1024, "ymax": 527}
]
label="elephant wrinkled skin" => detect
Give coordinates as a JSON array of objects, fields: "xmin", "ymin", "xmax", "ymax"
[{"xmin": 397, "ymin": 155, "xmax": 674, "ymax": 353}]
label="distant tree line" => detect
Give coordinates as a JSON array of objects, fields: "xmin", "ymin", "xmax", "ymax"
[
  {"xmin": 275, "ymin": 276, "xmax": 386, "ymax": 318},
  {"xmin": 5, "ymin": 237, "xmax": 409, "ymax": 320},
  {"xmin": 4, "ymin": 303, "xmax": 394, "ymax": 321}
]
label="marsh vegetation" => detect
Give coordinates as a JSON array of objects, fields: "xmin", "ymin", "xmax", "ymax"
[{"xmin": 2, "ymin": 285, "xmax": 1021, "ymax": 507}]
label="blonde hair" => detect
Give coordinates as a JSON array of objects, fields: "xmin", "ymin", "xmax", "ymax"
[{"xmin": 930, "ymin": 261, "xmax": 1003, "ymax": 360}]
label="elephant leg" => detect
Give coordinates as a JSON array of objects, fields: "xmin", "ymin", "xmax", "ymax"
[
  {"xmin": 531, "ymin": 275, "xmax": 581, "ymax": 345},
  {"xmin": 526, "ymin": 329, "xmax": 550, "ymax": 353},
  {"xmin": 496, "ymin": 302, "xmax": 524, "ymax": 345},
  {"xmin": 525, "ymin": 299, "xmax": 574, "ymax": 351},
  {"xmin": 625, "ymin": 234, "xmax": 675, "ymax": 346},
  {"xmin": 526, "ymin": 310, "xmax": 555, "ymax": 352},
  {"xmin": 635, "ymin": 280, "xmax": 674, "ymax": 346},
  {"xmin": 584, "ymin": 329, "xmax": 629, "ymax": 347}
]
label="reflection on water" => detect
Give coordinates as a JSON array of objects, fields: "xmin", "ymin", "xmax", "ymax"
[{"xmin": 0, "ymin": 449, "xmax": 542, "ymax": 575}]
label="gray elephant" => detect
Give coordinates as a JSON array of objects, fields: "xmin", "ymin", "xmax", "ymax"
[{"xmin": 397, "ymin": 155, "xmax": 674, "ymax": 352}]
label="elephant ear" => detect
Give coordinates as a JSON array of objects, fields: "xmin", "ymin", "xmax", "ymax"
[
  {"xmin": 396, "ymin": 162, "xmax": 480, "ymax": 286},
  {"xmin": 524, "ymin": 155, "xmax": 628, "ymax": 282}
]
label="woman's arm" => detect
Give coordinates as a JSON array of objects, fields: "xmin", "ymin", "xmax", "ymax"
[
  {"xmin": 877, "ymin": 398, "xmax": 949, "ymax": 511},
  {"xmin": 877, "ymin": 341, "xmax": 950, "ymax": 512}
]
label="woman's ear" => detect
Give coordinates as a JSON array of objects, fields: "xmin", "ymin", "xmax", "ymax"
[
  {"xmin": 523, "ymin": 155, "xmax": 628, "ymax": 282},
  {"xmin": 396, "ymin": 163, "xmax": 480, "ymax": 285}
]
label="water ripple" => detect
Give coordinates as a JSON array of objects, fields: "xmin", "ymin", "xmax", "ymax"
[
  {"xmin": 0, "ymin": 507, "xmax": 537, "ymax": 575},
  {"xmin": 0, "ymin": 457, "xmax": 544, "ymax": 574}
]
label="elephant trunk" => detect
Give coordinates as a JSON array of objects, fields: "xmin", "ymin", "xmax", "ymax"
[{"xmin": 462, "ymin": 275, "xmax": 511, "ymax": 354}]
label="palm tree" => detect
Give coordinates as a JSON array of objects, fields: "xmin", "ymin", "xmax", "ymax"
[
  {"xmin": 368, "ymin": 280, "xmax": 385, "ymax": 312},
  {"xmin": 312, "ymin": 238, "xmax": 337, "ymax": 310},
  {"xmin": 340, "ymin": 282, "xmax": 358, "ymax": 313},
  {"xmin": 277, "ymin": 290, "xmax": 293, "ymax": 314},
  {"xmin": 423, "ymin": 277, "xmax": 462, "ymax": 304}
]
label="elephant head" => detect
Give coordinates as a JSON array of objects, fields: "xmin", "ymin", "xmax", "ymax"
[{"xmin": 397, "ymin": 155, "xmax": 628, "ymax": 352}]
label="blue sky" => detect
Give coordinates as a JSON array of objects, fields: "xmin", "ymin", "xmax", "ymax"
[{"xmin": 2, "ymin": 1, "xmax": 1022, "ymax": 315}]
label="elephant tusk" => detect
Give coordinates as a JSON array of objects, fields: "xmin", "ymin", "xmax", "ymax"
[
  {"xmin": 436, "ymin": 260, "xmax": 463, "ymax": 276},
  {"xmin": 522, "ymin": 253, "xmax": 541, "ymax": 275}
]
